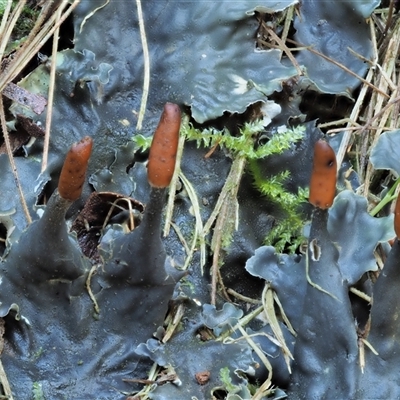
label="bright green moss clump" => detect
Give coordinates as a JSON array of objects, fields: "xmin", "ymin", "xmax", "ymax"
[{"xmin": 184, "ymin": 121, "xmax": 307, "ymax": 253}]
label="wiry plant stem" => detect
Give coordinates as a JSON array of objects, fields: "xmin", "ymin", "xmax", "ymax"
[
  {"xmin": 42, "ymin": 7, "xmax": 62, "ymax": 173},
  {"xmin": 0, "ymin": 95, "xmax": 32, "ymax": 224},
  {"xmin": 135, "ymin": 0, "xmax": 150, "ymax": 130},
  {"xmin": 209, "ymin": 156, "xmax": 245, "ymax": 305}
]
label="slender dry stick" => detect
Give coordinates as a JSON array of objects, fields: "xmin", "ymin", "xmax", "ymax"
[
  {"xmin": 102, "ymin": 197, "xmax": 135, "ymax": 231},
  {"xmin": 219, "ymin": 305, "xmax": 264, "ymax": 341},
  {"xmin": 179, "ymin": 172, "xmax": 206, "ymax": 271},
  {"xmin": 391, "ymin": 75, "xmax": 400, "ymax": 128},
  {"xmin": 361, "ymin": 21, "xmax": 399, "ymax": 190},
  {"xmin": 360, "ymin": 18, "xmax": 400, "ymax": 190},
  {"xmin": 135, "ymin": 0, "xmax": 150, "ymax": 130},
  {"xmin": 164, "ymin": 133, "xmax": 184, "ymax": 237},
  {"xmin": 359, "ymin": 88, "xmax": 376, "ymax": 186},
  {"xmin": 0, "ymin": 359, "xmax": 13, "ymax": 400},
  {"xmin": 355, "ymin": 14, "xmax": 379, "ymax": 176},
  {"xmin": 210, "ymin": 199, "xmax": 229, "ymax": 305},
  {"xmin": 42, "ymin": 7, "xmax": 62, "ymax": 173},
  {"xmin": 349, "ymin": 287, "xmax": 372, "ymax": 303},
  {"xmin": 86, "ymin": 264, "xmax": 100, "ymax": 314},
  {"xmin": 170, "ymin": 221, "xmax": 190, "ymax": 254},
  {"xmin": 0, "ymin": 95, "xmax": 32, "ymax": 224},
  {"xmin": 375, "ymin": 63, "xmax": 397, "ymax": 91},
  {"xmin": 307, "ymin": 45, "xmax": 389, "ymax": 99},
  {"xmin": 262, "ymin": 283, "xmax": 294, "ymax": 372},
  {"xmin": 234, "ymin": 324, "xmax": 273, "ymax": 400},
  {"xmin": 265, "ymin": 25, "xmax": 302, "ymax": 75},
  {"xmin": 363, "ymin": 92, "xmax": 400, "ymax": 197},
  {"xmin": 316, "ymin": 17, "xmax": 380, "ymax": 170},
  {"xmin": 280, "ymin": 4, "xmax": 294, "ymax": 53},
  {"xmin": 226, "ymin": 288, "xmax": 261, "ymax": 304},
  {"xmin": 286, "ymin": 38, "xmax": 389, "ymax": 99},
  {"xmin": 210, "ymin": 156, "xmax": 245, "ymax": 305},
  {"xmin": 162, "ymin": 303, "xmax": 185, "ymax": 343},
  {"xmin": 369, "ymin": 11, "xmax": 379, "ymax": 63},
  {"xmin": 79, "ymin": 0, "xmax": 110, "ymax": 33},
  {"xmin": 383, "ymin": 0, "xmax": 395, "ymax": 35},
  {"xmin": 360, "ymin": 94, "xmax": 400, "ymax": 135},
  {"xmin": 320, "ymin": 117, "xmax": 361, "ymax": 130},
  {"xmin": 327, "ymin": 126, "xmax": 384, "ymax": 135},
  {"xmin": 202, "ymin": 157, "xmax": 244, "ymax": 236},
  {"xmin": 216, "ymin": 267, "xmax": 231, "ymax": 302},
  {"xmin": 347, "ymin": 47, "xmax": 375, "ymax": 66},
  {"xmin": 336, "ymin": 67, "xmax": 375, "ymax": 170}
]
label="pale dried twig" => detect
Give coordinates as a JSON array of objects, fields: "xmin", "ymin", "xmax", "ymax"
[
  {"xmin": 286, "ymin": 38, "xmax": 389, "ymax": 99},
  {"xmin": 135, "ymin": 0, "xmax": 150, "ymax": 130},
  {"xmin": 0, "ymin": 95, "xmax": 32, "ymax": 224},
  {"xmin": 42, "ymin": 6, "xmax": 62, "ymax": 173},
  {"xmin": 264, "ymin": 24, "xmax": 303, "ymax": 76}
]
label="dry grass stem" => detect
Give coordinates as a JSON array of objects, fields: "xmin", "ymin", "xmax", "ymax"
[
  {"xmin": 135, "ymin": 0, "xmax": 150, "ymax": 130},
  {"xmin": 287, "ymin": 38, "xmax": 389, "ymax": 99},
  {"xmin": 235, "ymin": 324, "xmax": 273, "ymax": 399},
  {"xmin": 178, "ymin": 172, "xmax": 206, "ymax": 271},
  {"xmin": 0, "ymin": 95, "xmax": 32, "ymax": 224},
  {"xmin": 170, "ymin": 221, "xmax": 190, "ymax": 255},
  {"xmin": 0, "ymin": 360, "xmax": 13, "ymax": 400},
  {"xmin": 264, "ymin": 24, "xmax": 303, "ymax": 76},
  {"xmin": 86, "ymin": 264, "xmax": 100, "ymax": 314},
  {"xmin": 226, "ymin": 288, "xmax": 262, "ymax": 304},
  {"xmin": 42, "ymin": 7, "xmax": 62, "ymax": 173},
  {"xmin": 262, "ymin": 284, "xmax": 293, "ymax": 373},
  {"xmin": 208, "ymin": 156, "xmax": 245, "ymax": 305},
  {"xmin": 164, "ymin": 133, "xmax": 185, "ymax": 237},
  {"xmin": 335, "ymin": 67, "xmax": 375, "ymax": 171}
]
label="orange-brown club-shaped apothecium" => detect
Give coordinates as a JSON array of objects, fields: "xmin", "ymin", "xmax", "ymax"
[
  {"xmin": 58, "ymin": 136, "xmax": 93, "ymax": 201},
  {"xmin": 147, "ymin": 103, "xmax": 181, "ymax": 188},
  {"xmin": 309, "ymin": 139, "xmax": 337, "ymax": 209}
]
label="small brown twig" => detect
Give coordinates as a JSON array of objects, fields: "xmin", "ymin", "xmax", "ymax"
[
  {"xmin": 286, "ymin": 38, "xmax": 390, "ymax": 99},
  {"xmin": 263, "ymin": 24, "xmax": 303, "ymax": 76}
]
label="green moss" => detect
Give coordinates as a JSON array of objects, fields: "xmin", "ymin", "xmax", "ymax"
[
  {"xmin": 249, "ymin": 159, "xmax": 308, "ymax": 252},
  {"xmin": 135, "ymin": 117, "xmax": 307, "ymax": 253},
  {"xmin": 219, "ymin": 366, "xmax": 239, "ymax": 393},
  {"xmin": 131, "ymin": 133, "xmax": 153, "ymax": 151},
  {"xmin": 1, "ymin": 1, "xmax": 40, "ymax": 48},
  {"xmin": 183, "ymin": 119, "xmax": 304, "ymax": 159},
  {"xmin": 32, "ymin": 382, "xmax": 45, "ymax": 400},
  {"xmin": 0, "ymin": 0, "xmax": 7, "ymax": 14},
  {"xmin": 185, "ymin": 121, "xmax": 307, "ymax": 253}
]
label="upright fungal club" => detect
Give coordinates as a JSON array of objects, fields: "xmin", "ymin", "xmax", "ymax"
[
  {"xmin": 58, "ymin": 136, "xmax": 93, "ymax": 201},
  {"xmin": 289, "ymin": 138, "xmax": 359, "ymax": 399},
  {"xmin": 308, "ymin": 139, "xmax": 337, "ymax": 210},
  {"xmin": 0, "ymin": 104, "xmax": 183, "ymax": 399},
  {"xmin": 288, "ymin": 137, "xmax": 400, "ymax": 399},
  {"xmin": 147, "ymin": 102, "xmax": 181, "ymax": 188}
]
